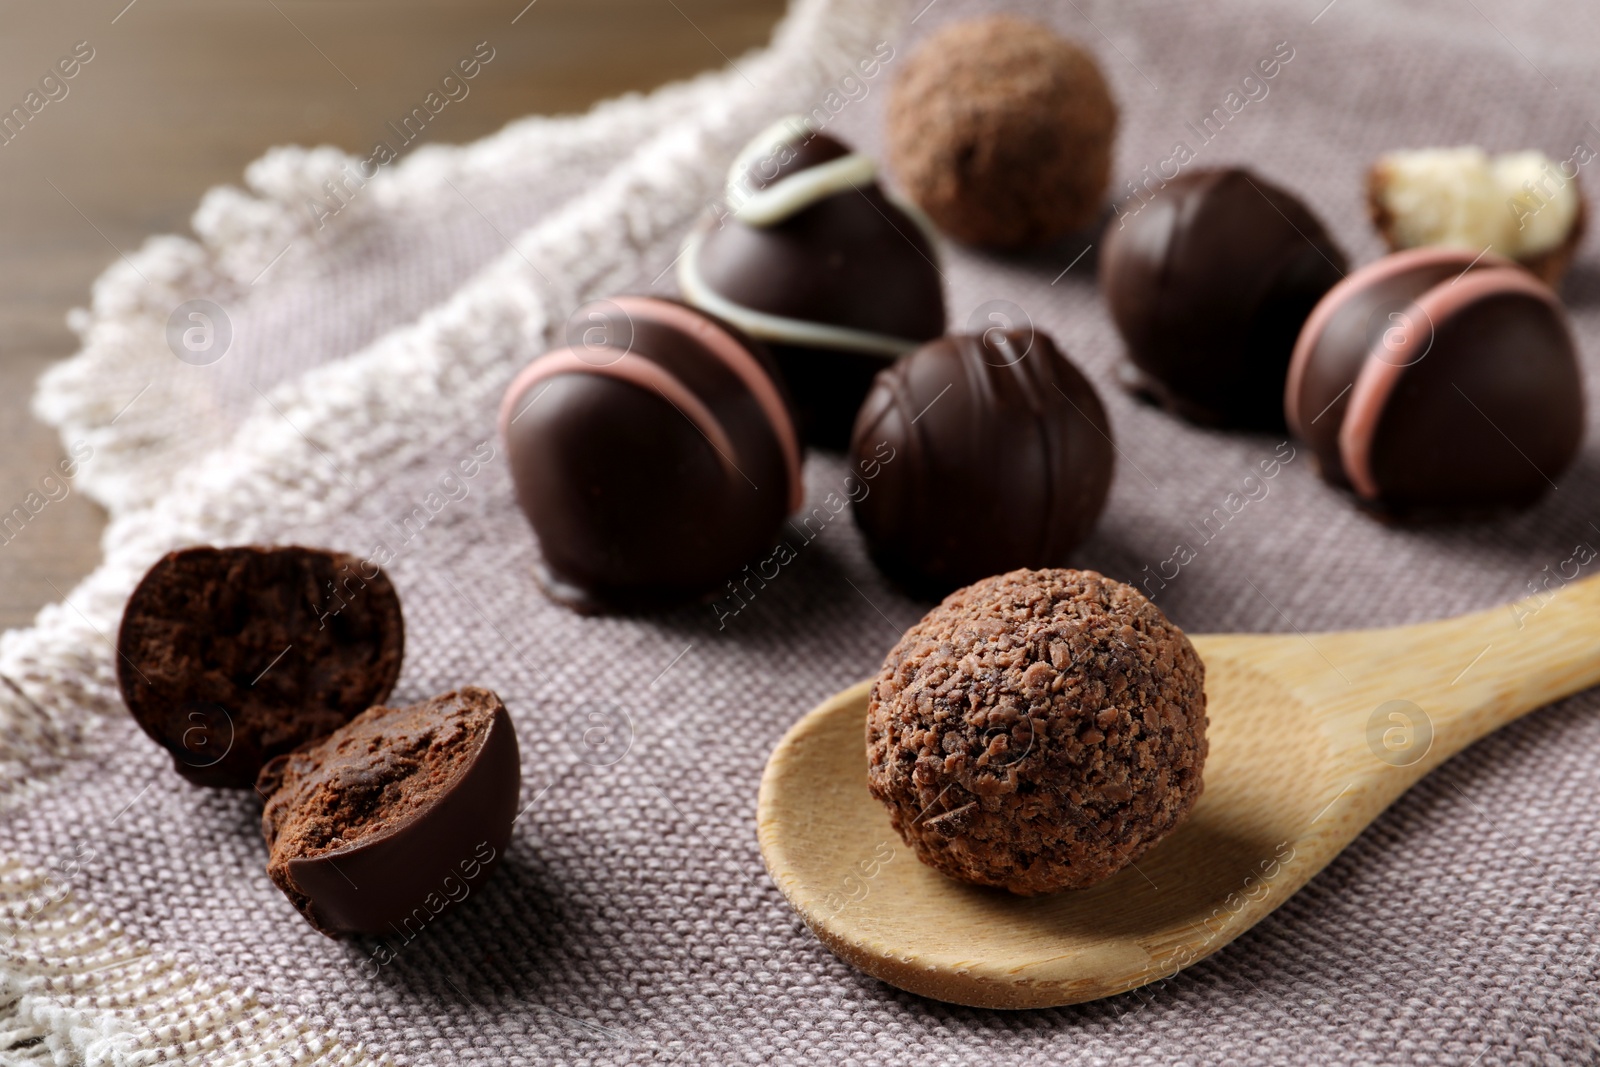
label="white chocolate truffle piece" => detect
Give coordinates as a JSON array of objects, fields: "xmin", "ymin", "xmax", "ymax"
[{"xmin": 1368, "ymin": 146, "xmax": 1585, "ymax": 284}]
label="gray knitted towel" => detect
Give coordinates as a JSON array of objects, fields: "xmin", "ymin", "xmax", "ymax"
[{"xmin": 4, "ymin": 0, "xmax": 1598, "ymax": 1063}]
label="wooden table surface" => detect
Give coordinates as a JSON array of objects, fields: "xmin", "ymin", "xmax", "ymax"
[{"xmin": 0, "ymin": 0, "xmax": 783, "ymax": 630}]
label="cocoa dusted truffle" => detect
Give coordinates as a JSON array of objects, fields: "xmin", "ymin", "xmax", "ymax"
[
  {"xmin": 258, "ymin": 687, "xmax": 521, "ymax": 937},
  {"xmin": 849, "ymin": 329, "xmax": 1114, "ymax": 598},
  {"xmin": 886, "ymin": 15, "xmax": 1117, "ymax": 248},
  {"xmin": 1367, "ymin": 146, "xmax": 1588, "ymax": 286},
  {"xmin": 1100, "ymin": 167, "xmax": 1348, "ymax": 429},
  {"xmin": 116, "ymin": 545, "xmax": 404, "ymax": 789},
  {"xmin": 867, "ymin": 569, "xmax": 1207, "ymax": 895},
  {"xmin": 499, "ymin": 295, "xmax": 802, "ymax": 613},
  {"xmin": 1286, "ymin": 246, "xmax": 1583, "ymax": 515},
  {"xmin": 678, "ymin": 118, "xmax": 946, "ymax": 449}
]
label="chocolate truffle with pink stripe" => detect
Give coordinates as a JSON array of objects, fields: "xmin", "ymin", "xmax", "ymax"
[
  {"xmin": 1285, "ymin": 247, "xmax": 1583, "ymax": 515},
  {"xmin": 500, "ymin": 296, "xmax": 802, "ymax": 612}
]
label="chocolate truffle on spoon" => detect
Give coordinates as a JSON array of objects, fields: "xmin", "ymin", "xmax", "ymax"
[
  {"xmin": 761, "ymin": 556, "xmax": 1600, "ymax": 1006},
  {"xmin": 849, "ymin": 328, "xmax": 1114, "ymax": 597},
  {"xmin": 867, "ymin": 568, "xmax": 1207, "ymax": 895},
  {"xmin": 1286, "ymin": 246, "xmax": 1583, "ymax": 515},
  {"xmin": 679, "ymin": 117, "xmax": 946, "ymax": 449},
  {"xmin": 499, "ymin": 295, "xmax": 802, "ymax": 612},
  {"xmin": 1100, "ymin": 167, "xmax": 1347, "ymax": 429}
]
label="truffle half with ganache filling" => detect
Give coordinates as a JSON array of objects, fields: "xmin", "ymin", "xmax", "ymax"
[
  {"xmin": 116, "ymin": 545, "xmax": 404, "ymax": 789},
  {"xmin": 258, "ymin": 687, "xmax": 521, "ymax": 936},
  {"xmin": 867, "ymin": 569, "xmax": 1207, "ymax": 895},
  {"xmin": 679, "ymin": 117, "xmax": 946, "ymax": 449}
]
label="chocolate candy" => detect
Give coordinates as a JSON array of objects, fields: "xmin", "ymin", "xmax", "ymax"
[
  {"xmin": 849, "ymin": 329, "xmax": 1114, "ymax": 597},
  {"xmin": 1367, "ymin": 146, "xmax": 1588, "ymax": 286},
  {"xmin": 116, "ymin": 545, "xmax": 404, "ymax": 788},
  {"xmin": 1100, "ymin": 167, "xmax": 1348, "ymax": 429},
  {"xmin": 499, "ymin": 295, "xmax": 802, "ymax": 612},
  {"xmin": 868, "ymin": 568, "xmax": 1206, "ymax": 894},
  {"xmin": 1286, "ymin": 247, "xmax": 1584, "ymax": 514},
  {"xmin": 887, "ymin": 16, "xmax": 1117, "ymax": 248},
  {"xmin": 258, "ymin": 687, "xmax": 520, "ymax": 937},
  {"xmin": 679, "ymin": 118, "xmax": 947, "ymax": 449}
]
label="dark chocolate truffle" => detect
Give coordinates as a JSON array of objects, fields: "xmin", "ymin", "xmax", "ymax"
[
  {"xmin": 1286, "ymin": 246, "xmax": 1583, "ymax": 514},
  {"xmin": 867, "ymin": 568, "xmax": 1207, "ymax": 895},
  {"xmin": 886, "ymin": 16, "xmax": 1117, "ymax": 248},
  {"xmin": 849, "ymin": 329, "xmax": 1114, "ymax": 597},
  {"xmin": 116, "ymin": 545, "xmax": 404, "ymax": 789},
  {"xmin": 679, "ymin": 118, "xmax": 946, "ymax": 449},
  {"xmin": 499, "ymin": 295, "xmax": 802, "ymax": 612},
  {"xmin": 258, "ymin": 687, "xmax": 520, "ymax": 937},
  {"xmin": 1100, "ymin": 167, "xmax": 1348, "ymax": 429}
]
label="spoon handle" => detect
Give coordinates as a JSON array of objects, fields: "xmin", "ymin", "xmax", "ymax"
[{"xmin": 1266, "ymin": 571, "xmax": 1600, "ymax": 776}]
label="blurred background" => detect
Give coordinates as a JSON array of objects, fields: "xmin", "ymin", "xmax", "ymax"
[{"xmin": 0, "ymin": 0, "xmax": 786, "ymax": 628}]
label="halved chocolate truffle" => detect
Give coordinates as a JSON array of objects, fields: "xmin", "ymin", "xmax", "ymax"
[
  {"xmin": 849, "ymin": 329, "xmax": 1114, "ymax": 598},
  {"xmin": 1367, "ymin": 146, "xmax": 1588, "ymax": 286},
  {"xmin": 1100, "ymin": 167, "xmax": 1348, "ymax": 429},
  {"xmin": 499, "ymin": 295, "xmax": 802, "ymax": 613},
  {"xmin": 868, "ymin": 568, "xmax": 1207, "ymax": 895},
  {"xmin": 258, "ymin": 687, "xmax": 520, "ymax": 937},
  {"xmin": 116, "ymin": 545, "xmax": 404, "ymax": 788},
  {"xmin": 679, "ymin": 118, "xmax": 947, "ymax": 449},
  {"xmin": 1286, "ymin": 246, "xmax": 1583, "ymax": 514}
]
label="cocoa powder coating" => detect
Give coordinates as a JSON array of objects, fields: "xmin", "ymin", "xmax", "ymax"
[
  {"xmin": 886, "ymin": 16, "xmax": 1118, "ymax": 248},
  {"xmin": 866, "ymin": 569, "xmax": 1207, "ymax": 894}
]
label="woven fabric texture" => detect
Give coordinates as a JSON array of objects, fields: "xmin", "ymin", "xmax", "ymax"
[{"xmin": 4, "ymin": 0, "xmax": 1600, "ymax": 1063}]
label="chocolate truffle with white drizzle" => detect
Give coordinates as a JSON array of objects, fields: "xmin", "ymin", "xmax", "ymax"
[
  {"xmin": 499, "ymin": 295, "xmax": 802, "ymax": 612},
  {"xmin": 679, "ymin": 117, "xmax": 946, "ymax": 449},
  {"xmin": 1285, "ymin": 246, "xmax": 1583, "ymax": 515}
]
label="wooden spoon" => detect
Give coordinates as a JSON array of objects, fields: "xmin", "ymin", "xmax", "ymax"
[{"xmin": 757, "ymin": 576, "xmax": 1600, "ymax": 1009}]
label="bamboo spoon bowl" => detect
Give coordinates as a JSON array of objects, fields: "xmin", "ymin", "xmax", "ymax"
[{"xmin": 756, "ymin": 578, "xmax": 1600, "ymax": 1009}]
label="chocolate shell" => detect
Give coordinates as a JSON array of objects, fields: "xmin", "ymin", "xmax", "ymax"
[
  {"xmin": 849, "ymin": 329, "xmax": 1114, "ymax": 597},
  {"xmin": 1100, "ymin": 167, "xmax": 1348, "ymax": 429},
  {"xmin": 1285, "ymin": 247, "xmax": 1584, "ymax": 514},
  {"xmin": 258, "ymin": 687, "xmax": 521, "ymax": 937},
  {"xmin": 679, "ymin": 118, "xmax": 947, "ymax": 449},
  {"xmin": 499, "ymin": 295, "xmax": 801, "ymax": 612},
  {"xmin": 116, "ymin": 545, "xmax": 404, "ymax": 789}
]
